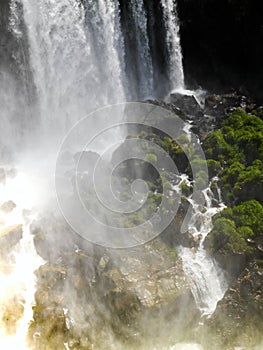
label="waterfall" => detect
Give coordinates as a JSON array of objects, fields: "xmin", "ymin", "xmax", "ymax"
[
  {"xmin": 10, "ymin": 0, "xmax": 126, "ymax": 139},
  {"xmin": 8, "ymin": 0, "xmax": 185, "ymax": 135},
  {"xmin": 128, "ymin": 0, "xmax": 154, "ymax": 98},
  {"xmin": 161, "ymin": 0, "xmax": 185, "ymax": 91},
  {"xmin": 83, "ymin": 0, "xmax": 126, "ymax": 102},
  {"xmin": 179, "ymin": 186, "xmax": 228, "ymax": 316}
]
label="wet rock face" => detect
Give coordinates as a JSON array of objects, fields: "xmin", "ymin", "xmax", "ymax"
[
  {"xmin": 204, "ymin": 263, "xmax": 263, "ymax": 349},
  {"xmin": 151, "ymin": 90, "xmax": 258, "ymax": 142},
  {"xmin": 0, "ymin": 224, "xmax": 23, "ymax": 254},
  {"xmin": 170, "ymin": 93, "xmax": 203, "ymax": 116},
  {"xmin": 28, "ymin": 228, "xmax": 198, "ymax": 349},
  {"xmin": 213, "ymin": 252, "xmax": 247, "ymax": 281}
]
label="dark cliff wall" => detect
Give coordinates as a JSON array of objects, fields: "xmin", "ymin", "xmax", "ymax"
[{"xmin": 177, "ymin": 0, "xmax": 263, "ymax": 100}]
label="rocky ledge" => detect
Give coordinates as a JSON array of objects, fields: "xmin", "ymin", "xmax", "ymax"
[{"xmin": 28, "ymin": 216, "xmax": 199, "ymax": 349}]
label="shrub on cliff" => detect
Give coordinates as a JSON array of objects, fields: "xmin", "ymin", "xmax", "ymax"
[
  {"xmin": 205, "ymin": 200, "xmax": 263, "ymax": 256},
  {"xmin": 204, "ymin": 108, "xmax": 263, "ymax": 205}
]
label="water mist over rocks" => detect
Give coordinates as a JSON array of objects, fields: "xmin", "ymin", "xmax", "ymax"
[{"xmin": 0, "ymin": 0, "xmax": 263, "ymax": 349}]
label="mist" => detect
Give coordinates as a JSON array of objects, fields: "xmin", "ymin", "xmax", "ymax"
[{"xmin": 0, "ymin": 0, "xmax": 262, "ymax": 350}]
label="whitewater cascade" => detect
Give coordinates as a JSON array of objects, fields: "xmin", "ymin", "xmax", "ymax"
[
  {"xmin": 179, "ymin": 183, "xmax": 228, "ymax": 316},
  {"xmin": 9, "ymin": 0, "xmax": 126, "ymax": 138},
  {"xmin": 7, "ymin": 0, "xmax": 185, "ymax": 138},
  {"xmin": 128, "ymin": 0, "xmax": 154, "ymax": 98},
  {"xmin": 160, "ymin": 0, "xmax": 185, "ymax": 91}
]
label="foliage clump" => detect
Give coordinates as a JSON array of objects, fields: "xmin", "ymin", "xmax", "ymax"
[
  {"xmin": 204, "ymin": 108, "xmax": 263, "ymax": 205},
  {"xmin": 204, "ymin": 108, "xmax": 263, "ymax": 260},
  {"xmin": 205, "ymin": 200, "xmax": 263, "ymax": 256}
]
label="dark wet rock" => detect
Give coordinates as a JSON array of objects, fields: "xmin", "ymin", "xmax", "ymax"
[
  {"xmin": 213, "ymin": 252, "xmax": 248, "ymax": 281},
  {"xmin": 170, "ymin": 92, "xmax": 203, "ymax": 116},
  {"xmin": 161, "ymin": 198, "xmax": 200, "ymax": 249},
  {"xmin": 146, "ymin": 91, "xmax": 259, "ymax": 144},
  {"xmin": 204, "ymin": 92, "xmax": 256, "ymax": 122},
  {"xmin": 204, "ymin": 263, "xmax": 263, "ymax": 349},
  {"xmin": 0, "ymin": 224, "xmax": 23, "ymax": 254}
]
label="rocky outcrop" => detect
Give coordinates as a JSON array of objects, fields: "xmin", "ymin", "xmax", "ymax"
[
  {"xmin": 0, "ymin": 200, "xmax": 16, "ymax": 213},
  {"xmin": 203, "ymin": 263, "xmax": 263, "ymax": 350},
  {"xmin": 149, "ymin": 90, "xmax": 258, "ymax": 142},
  {"xmin": 28, "ymin": 224, "xmax": 198, "ymax": 349},
  {"xmin": 0, "ymin": 224, "xmax": 23, "ymax": 254},
  {"xmin": 170, "ymin": 93, "xmax": 203, "ymax": 116}
]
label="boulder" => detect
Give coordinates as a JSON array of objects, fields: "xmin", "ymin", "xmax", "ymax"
[
  {"xmin": 170, "ymin": 92, "xmax": 203, "ymax": 116},
  {"xmin": 0, "ymin": 200, "xmax": 16, "ymax": 213},
  {"xmin": 100, "ymin": 240, "xmax": 194, "ymax": 316},
  {"xmin": 0, "ymin": 224, "xmax": 23, "ymax": 254},
  {"xmin": 29, "ymin": 237, "xmax": 198, "ymax": 349}
]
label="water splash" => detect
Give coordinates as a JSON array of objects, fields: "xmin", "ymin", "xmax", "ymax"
[{"xmin": 179, "ymin": 185, "xmax": 228, "ymax": 316}]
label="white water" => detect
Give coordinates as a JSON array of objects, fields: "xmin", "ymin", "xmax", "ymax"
[
  {"xmin": 11, "ymin": 0, "xmax": 125, "ymax": 137},
  {"xmin": 161, "ymin": 0, "xmax": 185, "ymax": 90},
  {"xmin": 0, "ymin": 170, "xmax": 44, "ymax": 349},
  {"xmin": 179, "ymin": 185, "xmax": 228, "ymax": 316},
  {"xmin": 129, "ymin": 0, "xmax": 154, "ymax": 98},
  {"xmin": 84, "ymin": 0, "xmax": 126, "ymax": 102},
  {"xmin": 9, "ymin": 0, "xmax": 185, "ymax": 130}
]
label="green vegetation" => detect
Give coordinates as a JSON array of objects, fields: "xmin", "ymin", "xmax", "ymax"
[
  {"xmin": 205, "ymin": 200, "xmax": 263, "ymax": 255},
  {"xmin": 204, "ymin": 108, "xmax": 263, "ymax": 205},
  {"xmin": 204, "ymin": 108, "xmax": 263, "ymax": 258}
]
